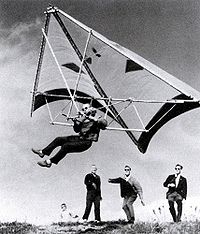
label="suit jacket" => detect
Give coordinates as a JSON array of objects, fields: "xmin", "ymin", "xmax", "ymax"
[
  {"xmin": 163, "ymin": 174, "xmax": 187, "ymax": 199},
  {"xmin": 84, "ymin": 173, "xmax": 101, "ymax": 197},
  {"xmin": 74, "ymin": 116, "xmax": 107, "ymax": 142},
  {"xmin": 109, "ymin": 175, "xmax": 143, "ymax": 199}
]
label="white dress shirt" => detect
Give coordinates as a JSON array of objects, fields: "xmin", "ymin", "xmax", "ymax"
[{"xmin": 175, "ymin": 174, "xmax": 181, "ymax": 187}]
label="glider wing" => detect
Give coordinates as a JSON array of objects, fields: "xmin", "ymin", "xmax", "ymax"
[{"xmin": 31, "ymin": 6, "xmax": 200, "ymax": 153}]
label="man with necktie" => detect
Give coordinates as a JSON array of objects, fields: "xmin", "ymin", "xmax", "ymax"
[
  {"xmin": 163, "ymin": 164, "xmax": 187, "ymax": 222},
  {"xmin": 82, "ymin": 165, "xmax": 102, "ymax": 223}
]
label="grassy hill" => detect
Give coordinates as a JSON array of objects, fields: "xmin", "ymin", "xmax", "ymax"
[{"xmin": 1, "ymin": 220, "xmax": 200, "ymax": 234}]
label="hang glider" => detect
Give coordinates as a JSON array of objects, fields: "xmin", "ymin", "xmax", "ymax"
[{"xmin": 31, "ymin": 6, "xmax": 200, "ymax": 153}]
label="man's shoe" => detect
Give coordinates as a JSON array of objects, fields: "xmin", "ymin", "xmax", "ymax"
[
  {"xmin": 127, "ymin": 218, "xmax": 135, "ymax": 224},
  {"xmin": 79, "ymin": 219, "xmax": 88, "ymax": 224},
  {"xmin": 37, "ymin": 159, "xmax": 52, "ymax": 168},
  {"xmin": 32, "ymin": 148, "xmax": 44, "ymax": 158},
  {"xmin": 94, "ymin": 220, "xmax": 100, "ymax": 224}
]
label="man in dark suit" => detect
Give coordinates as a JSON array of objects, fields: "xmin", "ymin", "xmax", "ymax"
[
  {"xmin": 82, "ymin": 165, "xmax": 102, "ymax": 223},
  {"xmin": 163, "ymin": 164, "xmax": 187, "ymax": 222},
  {"xmin": 108, "ymin": 165, "xmax": 145, "ymax": 223}
]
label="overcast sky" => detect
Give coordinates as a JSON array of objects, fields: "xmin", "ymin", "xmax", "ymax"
[{"xmin": 1, "ymin": 0, "xmax": 200, "ymax": 224}]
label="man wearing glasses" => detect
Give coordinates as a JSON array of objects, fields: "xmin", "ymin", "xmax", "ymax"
[
  {"xmin": 163, "ymin": 164, "xmax": 187, "ymax": 222},
  {"xmin": 108, "ymin": 165, "xmax": 145, "ymax": 223},
  {"xmin": 32, "ymin": 103, "xmax": 107, "ymax": 168}
]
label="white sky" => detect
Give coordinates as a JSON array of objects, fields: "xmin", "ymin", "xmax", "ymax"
[{"xmin": 1, "ymin": 0, "xmax": 200, "ymax": 224}]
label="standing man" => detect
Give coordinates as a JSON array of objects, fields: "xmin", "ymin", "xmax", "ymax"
[
  {"xmin": 82, "ymin": 165, "xmax": 102, "ymax": 223},
  {"xmin": 108, "ymin": 165, "xmax": 145, "ymax": 223},
  {"xmin": 163, "ymin": 164, "xmax": 187, "ymax": 222}
]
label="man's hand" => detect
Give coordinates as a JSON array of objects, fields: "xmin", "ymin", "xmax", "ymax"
[
  {"xmin": 168, "ymin": 183, "xmax": 175, "ymax": 188},
  {"xmin": 92, "ymin": 183, "xmax": 97, "ymax": 189}
]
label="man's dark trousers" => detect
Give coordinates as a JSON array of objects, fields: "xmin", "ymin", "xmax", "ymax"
[{"xmin": 82, "ymin": 191, "xmax": 101, "ymax": 221}]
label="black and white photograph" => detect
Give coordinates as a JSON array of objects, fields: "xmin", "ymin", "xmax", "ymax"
[{"xmin": 1, "ymin": 0, "xmax": 200, "ymax": 233}]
